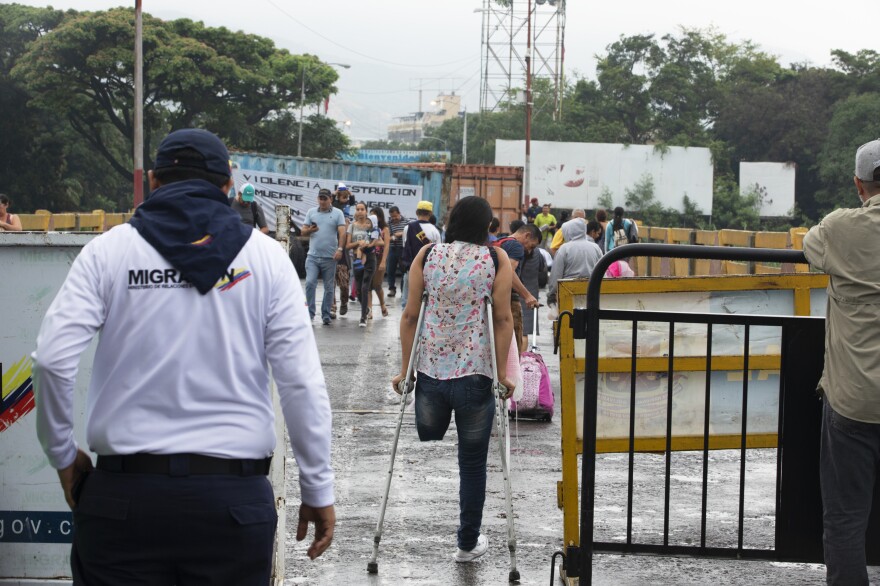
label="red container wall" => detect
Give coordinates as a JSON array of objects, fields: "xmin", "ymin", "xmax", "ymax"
[
  {"xmin": 397, "ymin": 164, "xmax": 523, "ymax": 231},
  {"xmin": 451, "ymin": 165, "xmax": 522, "ymax": 233}
]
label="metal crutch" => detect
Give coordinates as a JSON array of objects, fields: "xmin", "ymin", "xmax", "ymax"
[
  {"xmin": 485, "ymin": 295, "xmax": 521, "ymax": 582},
  {"xmin": 367, "ymin": 291, "xmax": 428, "ymax": 575}
]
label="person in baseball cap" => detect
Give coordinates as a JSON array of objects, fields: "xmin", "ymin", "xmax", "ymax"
[
  {"xmin": 33, "ymin": 126, "xmax": 336, "ymax": 584},
  {"xmin": 855, "ymin": 139, "xmax": 880, "ymax": 184},
  {"xmin": 233, "ymin": 183, "xmax": 268, "ymax": 234},
  {"xmin": 801, "ymin": 136, "xmax": 880, "ymax": 584},
  {"xmin": 153, "ymin": 128, "xmax": 233, "ymax": 179},
  {"xmin": 130, "ymin": 128, "xmax": 251, "ymax": 294}
]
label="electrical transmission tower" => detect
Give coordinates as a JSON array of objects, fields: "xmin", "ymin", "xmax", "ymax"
[{"xmin": 478, "ymin": 0, "xmax": 566, "ymax": 117}]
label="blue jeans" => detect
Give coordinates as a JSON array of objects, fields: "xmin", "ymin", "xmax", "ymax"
[
  {"xmin": 305, "ymin": 255, "xmax": 337, "ymax": 321},
  {"xmin": 415, "ymin": 372, "xmax": 495, "ymax": 550},
  {"xmin": 386, "ymin": 247, "xmax": 403, "ymax": 291},
  {"xmin": 401, "ymin": 271, "xmax": 410, "ymax": 311},
  {"xmin": 821, "ymin": 399, "xmax": 880, "ymax": 585}
]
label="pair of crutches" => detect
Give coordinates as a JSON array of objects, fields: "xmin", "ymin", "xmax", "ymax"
[{"xmin": 367, "ymin": 293, "xmax": 520, "ymax": 582}]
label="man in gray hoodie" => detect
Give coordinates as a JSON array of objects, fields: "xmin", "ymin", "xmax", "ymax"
[{"xmin": 547, "ymin": 219, "xmax": 603, "ymax": 304}]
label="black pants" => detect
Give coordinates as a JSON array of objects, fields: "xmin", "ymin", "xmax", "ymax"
[
  {"xmin": 354, "ymin": 252, "xmax": 377, "ymax": 320},
  {"xmin": 821, "ymin": 400, "xmax": 880, "ymax": 585},
  {"xmin": 72, "ymin": 470, "xmax": 276, "ymax": 585},
  {"xmin": 386, "ymin": 246, "xmax": 403, "ymax": 291}
]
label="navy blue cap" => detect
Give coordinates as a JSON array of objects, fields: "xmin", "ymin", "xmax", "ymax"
[{"xmin": 154, "ymin": 129, "xmax": 231, "ymax": 177}]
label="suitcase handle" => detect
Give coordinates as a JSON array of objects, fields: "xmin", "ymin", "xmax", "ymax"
[{"xmin": 529, "ymin": 304, "xmax": 539, "ymax": 353}]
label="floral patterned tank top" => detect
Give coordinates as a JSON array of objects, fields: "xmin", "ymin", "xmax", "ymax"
[{"xmin": 417, "ymin": 242, "xmax": 496, "ymax": 380}]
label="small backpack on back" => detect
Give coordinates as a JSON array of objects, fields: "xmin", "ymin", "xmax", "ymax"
[
  {"xmin": 613, "ymin": 222, "xmax": 629, "ymax": 249},
  {"xmin": 612, "ymin": 219, "xmax": 637, "ymax": 248}
]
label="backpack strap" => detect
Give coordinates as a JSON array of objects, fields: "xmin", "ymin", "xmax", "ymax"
[
  {"xmin": 251, "ymin": 200, "xmax": 263, "ymax": 228},
  {"xmin": 488, "ymin": 246, "xmax": 499, "ymax": 271},
  {"xmin": 420, "ymin": 243, "xmax": 436, "ymax": 269}
]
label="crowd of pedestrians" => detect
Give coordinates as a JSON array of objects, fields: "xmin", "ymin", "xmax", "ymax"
[
  {"xmin": 25, "ymin": 120, "xmax": 877, "ymax": 581},
  {"xmin": 297, "ymin": 190, "xmax": 642, "ymax": 340}
]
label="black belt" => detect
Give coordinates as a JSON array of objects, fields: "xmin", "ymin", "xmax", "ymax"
[{"xmin": 97, "ymin": 453, "xmax": 272, "ymax": 477}]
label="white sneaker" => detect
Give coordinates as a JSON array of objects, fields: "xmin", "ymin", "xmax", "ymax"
[{"xmin": 453, "ymin": 533, "xmax": 488, "ymax": 562}]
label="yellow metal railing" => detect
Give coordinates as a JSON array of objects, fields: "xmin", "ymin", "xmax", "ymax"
[
  {"xmin": 10, "ymin": 211, "xmax": 132, "ymax": 232},
  {"xmin": 631, "ymin": 226, "xmax": 810, "ymax": 277},
  {"xmin": 555, "ymin": 273, "xmax": 829, "ymax": 548}
]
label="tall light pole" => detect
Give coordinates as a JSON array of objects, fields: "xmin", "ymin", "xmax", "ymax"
[
  {"xmin": 421, "ymin": 135, "xmax": 448, "ymax": 155},
  {"xmin": 133, "ymin": 0, "xmax": 144, "ymax": 208},
  {"xmin": 298, "ymin": 62, "xmax": 350, "ymax": 157},
  {"xmin": 462, "ymin": 108, "xmax": 468, "ymax": 165},
  {"xmin": 524, "ymin": 0, "xmax": 533, "ymax": 209}
]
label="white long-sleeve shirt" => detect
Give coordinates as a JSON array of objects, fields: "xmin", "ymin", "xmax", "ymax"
[{"xmin": 33, "ymin": 224, "xmax": 334, "ymax": 507}]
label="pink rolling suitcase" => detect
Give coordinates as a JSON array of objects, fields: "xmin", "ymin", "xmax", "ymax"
[{"xmin": 509, "ymin": 306, "xmax": 554, "ymax": 421}]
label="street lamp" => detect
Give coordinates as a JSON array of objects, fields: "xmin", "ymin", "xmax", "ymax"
[
  {"xmin": 421, "ymin": 135, "xmax": 450, "ymax": 162},
  {"xmin": 421, "ymin": 135, "xmax": 447, "ymax": 150},
  {"xmin": 298, "ymin": 62, "xmax": 350, "ymax": 157}
]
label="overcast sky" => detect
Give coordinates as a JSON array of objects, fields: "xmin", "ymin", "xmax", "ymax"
[{"xmin": 14, "ymin": 1, "xmax": 870, "ymax": 140}]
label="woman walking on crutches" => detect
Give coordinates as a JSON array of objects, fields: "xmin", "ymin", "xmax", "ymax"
[{"xmin": 392, "ymin": 196, "xmax": 515, "ymax": 563}]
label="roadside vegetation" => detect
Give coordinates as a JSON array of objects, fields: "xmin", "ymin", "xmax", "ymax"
[{"xmin": 2, "ymin": 6, "xmax": 878, "ymax": 227}]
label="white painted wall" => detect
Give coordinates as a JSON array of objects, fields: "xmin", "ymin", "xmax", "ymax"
[
  {"xmin": 739, "ymin": 162, "xmax": 797, "ymax": 218},
  {"xmin": 495, "ymin": 140, "xmax": 714, "ymax": 213},
  {"xmin": 0, "ymin": 233, "xmax": 286, "ymax": 582}
]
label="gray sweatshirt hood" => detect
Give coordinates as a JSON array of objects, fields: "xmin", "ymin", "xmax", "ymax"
[{"xmin": 561, "ymin": 218, "xmax": 587, "ymax": 242}]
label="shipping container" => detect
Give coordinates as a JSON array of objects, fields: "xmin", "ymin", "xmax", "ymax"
[{"xmin": 398, "ymin": 163, "xmax": 524, "ymax": 232}]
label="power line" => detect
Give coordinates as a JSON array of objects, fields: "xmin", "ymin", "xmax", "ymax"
[
  {"xmin": 338, "ymin": 87, "xmax": 416, "ymax": 96},
  {"xmin": 263, "ymin": 0, "xmax": 475, "ymax": 69}
]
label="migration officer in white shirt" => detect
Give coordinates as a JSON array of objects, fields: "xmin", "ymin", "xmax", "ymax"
[{"xmin": 33, "ymin": 128, "xmax": 335, "ymax": 584}]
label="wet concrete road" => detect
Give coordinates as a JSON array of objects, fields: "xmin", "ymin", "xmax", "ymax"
[{"xmin": 281, "ymin": 283, "xmax": 879, "ymax": 585}]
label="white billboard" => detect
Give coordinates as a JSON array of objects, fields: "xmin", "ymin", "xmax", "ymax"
[
  {"xmin": 495, "ymin": 140, "xmax": 714, "ymax": 214},
  {"xmin": 739, "ymin": 162, "xmax": 796, "ymax": 218}
]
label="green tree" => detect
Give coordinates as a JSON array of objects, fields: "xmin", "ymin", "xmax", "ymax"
[
  {"xmin": 710, "ymin": 176, "xmax": 762, "ymax": 229},
  {"xmin": 831, "ymin": 49, "xmax": 880, "ymax": 94},
  {"xmin": 815, "ymin": 92, "xmax": 880, "ymax": 212},
  {"xmin": 12, "ymin": 8, "xmax": 345, "ymax": 183},
  {"xmin": 681, "ymin": 195, "xmax": 705, "ymax": 229},
  {"xmin": 714, "ymin": 63, "xmax": 846, "ymax": 220},
  {"xmin": 597, "ymin": 186, "xmax": 614, "ymax": 211},
  {"xmin": 622, "ymin": 173, "xmax": 685, "ymax": 226},
  {"xmin": 564, "ymin": 79, "xmax": 631, "ymax": 143},
  {"xmin": 0, "ymin": 4, "xmax": 126, "ymax": 212},
  {"xmin": 593, "ymin": 33, "xmax": 660, "ymax": 144}
]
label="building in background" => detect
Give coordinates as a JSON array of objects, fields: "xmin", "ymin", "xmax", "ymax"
[{"xmin": 387, "ymin": 93, "xmax": 461, "ymax": 143}]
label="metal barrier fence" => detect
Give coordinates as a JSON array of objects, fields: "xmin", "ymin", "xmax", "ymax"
[{"xmin": 561, "ymin": 243, "xmax": 880, "ymax": 585}]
